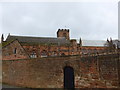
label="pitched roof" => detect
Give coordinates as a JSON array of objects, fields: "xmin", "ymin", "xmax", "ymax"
[{"xmin": 6, "ymin": 35, "xmax": 70, "ymax": 45}]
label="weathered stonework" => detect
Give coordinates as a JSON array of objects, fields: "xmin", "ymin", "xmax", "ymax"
[
  {"xmin": 2, "ymin": 40, "xmax": 29, "ymax": 60},
  {"xmin": 2, "ymin": 53, "xmax": 120, "ymax": 88},
  {"xmin": 1, "ymin": 29, "xmax": 106, "ymax": 60}
]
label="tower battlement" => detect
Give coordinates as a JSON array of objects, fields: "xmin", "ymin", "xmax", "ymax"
[
  {"xmin": 57, "ymin": 29, "xmax": 70, "ymax": 40},
  {"xmin": 58, "ymin": 29, "xmax": 69, "ymax": 32}
]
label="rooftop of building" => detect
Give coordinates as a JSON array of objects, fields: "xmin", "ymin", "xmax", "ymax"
[
  {"xmin": 5, "ymin": 35, "xmax": 70, "ymax": 46},
  {"xmin": 81, "ymin": 40, "xmax": 106, "ymax": 47},
  {"xmin": 4, "ymin": 34, "xmax": 107, "ymax": 47}
]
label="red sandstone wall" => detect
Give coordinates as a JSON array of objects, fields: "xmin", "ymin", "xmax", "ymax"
[
  {"xmin": 81, "ymin": 46, "xmax": 105, "ymax": 54},
  {"xmin": 57, "ymin": 29, "xmax": 70, "ymax": 40},
  {"xmin": 2, "ymin": 40, "xmax": 29, "ymax": 60},
  {"xmin": 22, "ymin": 44, "xmax": 79, "ymax": 57},
  {"xmin": 2, "ymin": 54, "xmax": 120, "ymax": 88}
]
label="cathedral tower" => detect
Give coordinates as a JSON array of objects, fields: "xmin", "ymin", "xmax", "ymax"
[{"xmin": 57, "ymin": 29, "xmax": 70, "ymax": 40}]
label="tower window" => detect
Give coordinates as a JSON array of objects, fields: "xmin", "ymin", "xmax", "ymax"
[{"xmin": 63, "ymin": 33, "xmax": 67, "ymax": 37}]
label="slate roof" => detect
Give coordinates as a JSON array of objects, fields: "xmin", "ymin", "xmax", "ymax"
[
  {"xmin": 6, "ymin": 35, "xmax": 70, "ymax": 45},
  {"xmin": 5, "ymin": 35, "xmax": 108, "ymax": 47}
]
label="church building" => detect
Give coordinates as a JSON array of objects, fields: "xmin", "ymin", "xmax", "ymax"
[{"xmin": 1, "ymin": 29, "xmax": 105, "ymax": 60}]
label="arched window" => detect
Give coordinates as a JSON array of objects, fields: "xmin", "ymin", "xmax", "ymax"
[
  {"xmin": 61, "ymin": 53, "xmax": 65, "ymax": 56},
  {"xmin": 41, "ymin": 50, "xmax": 47, "ymax": 57},
  {"xmin": 30, "ymin": 52, "xmax": 37, "ymax": 58},
  {"xmin": 63, "ymin": 33, "xmax": 67, "ymax": 38},
  {"xmin": 51, "ymin": 51, "xmax": 57, "ymax": 56}
]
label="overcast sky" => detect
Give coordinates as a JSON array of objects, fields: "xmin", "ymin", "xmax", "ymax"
[{"xmin": 0, "ymin": 1, "xmax": 119, "ymax": 42}]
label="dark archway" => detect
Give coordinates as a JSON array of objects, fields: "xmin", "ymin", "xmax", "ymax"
[{"xmin": 64, "ymin": 66, "xmax": 74, "ymax": 89}]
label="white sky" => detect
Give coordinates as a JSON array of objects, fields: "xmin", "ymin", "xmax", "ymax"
[{"xmin": 0, "ymin": 0, "xmax": 119, "ymax": 42}]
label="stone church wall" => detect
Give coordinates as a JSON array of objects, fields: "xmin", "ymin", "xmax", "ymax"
[
  {"xmin": 2, "ymin": 40, "xmax": 29, "ymax": 60},
  {"xmin": 2, "ymin": 54, "xmax": 120, "ymax": 88}
]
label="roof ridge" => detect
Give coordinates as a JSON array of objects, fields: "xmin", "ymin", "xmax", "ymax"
[
  {"xmin": 9, "ymin": 35, "xmax": 57, "ymax": 39},
  {"xmin": 83, "ymin": 39, "xmax": 105, "ymax": 41},
  {"xmin": 5, "ymin": 35, "xmax": 70, "ymax": 45}
]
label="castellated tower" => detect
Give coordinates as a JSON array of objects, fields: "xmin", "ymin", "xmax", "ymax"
[{"xmin": 57, "ymin": 29, "xmax": 70, "ymax": 40}]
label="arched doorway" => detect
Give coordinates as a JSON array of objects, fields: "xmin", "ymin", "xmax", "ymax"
[{"xmin": 64, "ymin": 66, "xmax": 74, "ymax": 89}]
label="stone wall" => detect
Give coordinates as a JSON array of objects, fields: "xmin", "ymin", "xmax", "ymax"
[
  {"xmin": 2, "ymin": 40, "xmax": 29, "ymax": 60},
  {"xmin": 2, "ymin": 53, "xmax": 120, "ymax": 88},
  {"xmin": 2, "ymin": 39, "xmax": 107, "ymax": 60}
]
